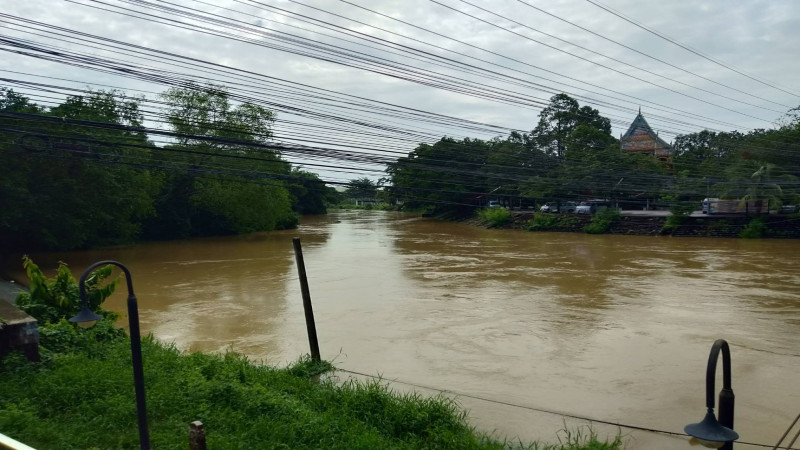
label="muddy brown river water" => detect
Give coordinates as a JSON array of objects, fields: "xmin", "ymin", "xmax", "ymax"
[{"xmin": 4, "ymin": 210, "xmax": 799, "ymax": 448}]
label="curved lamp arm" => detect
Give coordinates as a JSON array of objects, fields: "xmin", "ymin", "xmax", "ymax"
[
  {"xmin": 78, "ymin": 260, "xmax": 136, "ymax": 304},
  {"xmin": 73, "ymin": 260, "xmax": 150, "ymax": 450},
  {"xmin": 705, "ymin": 339, "xmax": 732, "ymax": 410}
]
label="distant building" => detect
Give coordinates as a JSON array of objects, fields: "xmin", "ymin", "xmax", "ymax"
[{"xmin": 620, "ymin": 109, "xmax": 672, "ymax": 161}]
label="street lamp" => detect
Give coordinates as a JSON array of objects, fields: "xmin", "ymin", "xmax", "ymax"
[
  {"xmin": 685, "ymin": 339, "xmax": 738, "ymax": 449},
  {"xmin": 69, "ymin": 261, "xmax": 150, "ymax": 450}
]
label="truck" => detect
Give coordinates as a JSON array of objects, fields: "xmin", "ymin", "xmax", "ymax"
[{"xmin": 702, "ymin": 198, "xmax": 769, "ymax": 215}]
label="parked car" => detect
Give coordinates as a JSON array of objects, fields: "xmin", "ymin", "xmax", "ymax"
[
  {"xmin": 540, "ymin": 201, "xmax": 577, "ymax": 213},
  {"xmin": 576, "ymin": 199, "xmax": 611, "ymax": 214},
  {"xmin": 575, "ymin": 202, "xmax": 596, "ymax": 214},
  {"xmin": 780, "ymin": 204, "xmax": 799, "ymax": 214},
  {"xmin": 488, "ymin": 200, "xmax": 501, "ymax": 209}
]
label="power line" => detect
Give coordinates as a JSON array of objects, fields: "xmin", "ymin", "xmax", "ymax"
[
  {"xmin": 452, "ymin": 0, "xmax": 790, "ymax": 113},
  {"xmin": 513, "ymin": 0, "xmax": 794, "ymax": 108},
  {"xmin": 584, "ymin": 0, "xmax": 800, "ymax": 98},
  {"xmin": 429, "ymin": 0, "xmax": 775, "ymax": 124}
]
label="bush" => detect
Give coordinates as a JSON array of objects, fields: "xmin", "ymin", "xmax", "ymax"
[
  {"xmin": 583, "ymin": 209, "xmax": 621, "ymax": 234},
  {"xmin": 525, "ymin": 214, "xmax": 559, "ymax": 231},
  {"xmin": 740, "ymin": 216, "xmax": 768, "ymax": 238},
  {"xmin": 477, "ymin": 208, "xmax": 512, "ymax": 227},
  {"xmin": 662, "ymin": 214, "xmax": 688, "ymax": 233},
  {"xmin": 14, "ymin": 256, "xmax": 118, "ymax": 325},
  {"xmin": 524, "ymin": 214, "xmax": 579, "ymax": 231}
]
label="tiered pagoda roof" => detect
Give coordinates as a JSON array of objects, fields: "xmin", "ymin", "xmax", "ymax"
[{"xmin": 621, "ymin": 110, "xmax": 672, "ymax": 159}]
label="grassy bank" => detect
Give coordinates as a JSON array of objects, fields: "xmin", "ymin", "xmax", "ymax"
[{"xmin": 0, "ymin": 335, "xmax": 621, "ymax": 449}]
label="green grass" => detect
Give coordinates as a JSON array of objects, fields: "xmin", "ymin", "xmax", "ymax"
[
  {"xmin": 661, "ymin": 213, "xmax": 688, "ymax": 234},
  {"xmin": 477, "ymin": 208, "xmax": 513, "ymax": 227},
  {"xmin": 0, "ymin": 332, "xmax": 622, "ymax": 450},
  {"xmin": 524, "ymin": 214, "xmax": 580, "ymax": 231},
  {"xmin": 740, "ymin": 216, "xmax": 768, "ymax": 238},
  {"xmin": 583, "ymin": 209, "xmax": 621, "ymax": 234}
]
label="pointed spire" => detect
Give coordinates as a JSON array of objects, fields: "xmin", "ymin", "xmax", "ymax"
[{"xmin": 638, "ymin": 106, "xmax": 641, "ymax": 115}]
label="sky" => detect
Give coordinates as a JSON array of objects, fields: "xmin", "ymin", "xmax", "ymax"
[{"xmin": 2, "ymin": 0, "xmax": 799, "ymax": 183}]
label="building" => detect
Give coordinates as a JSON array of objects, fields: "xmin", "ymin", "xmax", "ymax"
[{"xmin": 620, "ymin": 109, "xmax": 672, "ymax": 161}]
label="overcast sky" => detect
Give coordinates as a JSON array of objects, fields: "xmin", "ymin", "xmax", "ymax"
[{"xmin": 2, "ymin": 0, "xmax": 799, "ymax": 182}]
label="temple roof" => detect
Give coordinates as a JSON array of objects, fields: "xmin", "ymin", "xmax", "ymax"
[{"xmin": 621, "ymin": 111, "xmax": 672, "ymax": 150}]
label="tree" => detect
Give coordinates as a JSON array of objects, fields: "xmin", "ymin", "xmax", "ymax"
[
  {"xmin": 286, "ymin": 169, "xmax": 335, "ymax": 214},
  {"xmin": 0, "ymin": 89, "xmax": 159, "ymax": 250},
  {"xmin": 386, "ymin": 138, "xmax": 493, "ymax": 214},
  {"xmin": 345, "ymin": 177, "xmax": 377, "ymax": 200},
  {"xmin": 144, "ymin": 85, "xmax": 297, "ymax": 239},
  {"xmin": 531, "ymin": 94, "xmax": 611, "ymax": 159}
]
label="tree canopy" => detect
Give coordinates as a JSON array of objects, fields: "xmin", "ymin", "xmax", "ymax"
[
  {"xmin": 0, "ymin": 86, "xmax": 336, "ymax": 250},
  {"xmin": 385, "ymin": 93, "xmax": 800, "ymax": 215}
]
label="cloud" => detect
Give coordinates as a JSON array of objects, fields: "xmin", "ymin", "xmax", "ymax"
[{"xmin": 2, "ymin": 0, "xmax": 798, "ymax": 180}]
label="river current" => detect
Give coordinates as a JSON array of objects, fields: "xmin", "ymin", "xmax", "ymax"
[{"xmin": 4, "ymin": 210, "xmax": 799, "ymax": 448}]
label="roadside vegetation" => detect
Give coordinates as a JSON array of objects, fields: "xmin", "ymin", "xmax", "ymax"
[
  {"xmin": 1, "ymin": 259, "xmax": 623, "ymax": 449},
  {"xmin": 478, "ymin": 208, "xmax": 514, "ymax": 227},
  {"xmin": 583, "ymin": 209, "xmax": 622, "ymax": 234},
  {"xmin": 524, "ymin": 214, "xmax": 580, "ymax": 231},
  {"xmin": 740, "ymin": 216, "xmax": 768, "ymax": 238}
]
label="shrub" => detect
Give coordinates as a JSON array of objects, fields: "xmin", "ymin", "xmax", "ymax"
[
  {"xmin": 477, "ymin": 208, "xmax": 512, "ymax": 227},
  {"xmin": 11, "ymin": 257, "xmax": 125, "ymax": 355},
  {"xmin": 14, "ymin": 256, "xmax": 118, "ymax": 325},
  {"xmin": 583, "ymin": 209, "xmax": 621, "ymax": 234},
  {"xmin": 525, "ymin": 214, "xmax": 559, "ymax": 231},
  {"xmin": 662, "ymin": 214, "xmax": 687, "ymax": 233},
  {"xmin": 740, "ymin": 216, "xmax": 768, "ymax": 238}
]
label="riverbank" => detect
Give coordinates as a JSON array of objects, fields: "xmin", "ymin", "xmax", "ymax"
[
  {"xmin": 0, "ymin": 259, "xmax": 621, "ymax": 450},
  {"xmin": 470, "ymin": 210, "xmax": 800, "ymax": 238},
  {"xmin": 0, "ymin": 332, "xmax": 620, "ymax": 449}
]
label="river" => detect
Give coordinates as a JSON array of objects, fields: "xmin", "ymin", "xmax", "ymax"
[{"xmin": 3, "ymin": 210, "xmax": 799, "ymax": 448}]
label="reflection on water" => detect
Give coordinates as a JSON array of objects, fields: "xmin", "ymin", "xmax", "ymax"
[{"xmin": 3, "ymin": 210, "xmax": 799, "ymax": 447}]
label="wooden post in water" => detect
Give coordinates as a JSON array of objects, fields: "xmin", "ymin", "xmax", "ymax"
[
  {"xmin": 189, "ymin": 421, "xmax": 206, "ymax": 450},
  {"xmin": 292, "ymin": 237, "xmax": 321, "ymax": 362}
]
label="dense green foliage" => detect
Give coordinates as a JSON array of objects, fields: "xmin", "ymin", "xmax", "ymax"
[
  {"xmin": 1, "ymin": 260, "xmax": 621, "ymax": 450},
  {"xmin": 0, "ymin": 339, "xmax": 620, "ymax": 450},
  {"xmin": 344, "ymin": 177, "xmax": 378, "ymax": 200},
  {"xmin": 582, "ymin": 209, "xmax": 621, "ymax": 234},
  {"xmin": 0, "ymin": 87, "xmax": 335, "ymax": 250},
  {"xmin": 524, "ymin": 214, "xmax": 579, "ymax": 231},
  {"xmin": 14, "ymin": 256, "xmax": 118, "ymax": 325},
  {"xmin": 386, "ymin": 94, "xmax": 800, "ymax": 219},
  {"xmin": 477, "ymin": 208, "xmax": 513, "ymax": 227},
  {"xmin": 740, "ymin": 216, "xmax": 768, "ymax": 238}
]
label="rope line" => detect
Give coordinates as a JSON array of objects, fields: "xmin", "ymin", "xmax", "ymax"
[{"xmin": 335, "ymin": 368, "xmax": 798, "ymax": 449}]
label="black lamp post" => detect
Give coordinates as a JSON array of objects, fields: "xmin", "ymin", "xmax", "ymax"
[
  {"xmin": 685, "ymin": 339, "xmax": 738, "ymax": 449},
  {"xmin": 69, "ymin": 261, "xmax": 150, "ymax": 450}
]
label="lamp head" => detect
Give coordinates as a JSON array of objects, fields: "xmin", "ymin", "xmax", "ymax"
[
  {"xmin": 685, "ymin": 410, "xmax": 738, "ymax": 448},
  {"xmin": 68, "ymin": 304, "xmax": 103, "ymax": 328}
]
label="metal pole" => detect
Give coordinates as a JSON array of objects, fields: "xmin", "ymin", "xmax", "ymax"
[
  {"xmin": 127, "ymin": 291, "xmax": 150, "ymax": 450},
  {"xmin": 78, "ymin": 261, "xmax": 150, "ymax": 450},
  {"xmin": 706, "ymin": 339, "xmax": 735, "ymax": 450},
  {"xmin": 292, "ymin": 238, "xmax": 321, "ymax": 362}
]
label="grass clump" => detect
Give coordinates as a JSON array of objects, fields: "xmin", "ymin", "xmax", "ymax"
[
  {"xmin": 740, "ymin": 216, "xmax": 768, "ymax": 238},
  {"xmin": 583, "ymin": 209, "xmax": 621, "ymax": 234},
  {"xmin": 524, "ymin": 214, "xmax": 579, "ymax": 231},
  {"xmin": 478, "ymin": 207, "xmax": 513, "ymax": 227},
  {"xmin": 0, "ymin": 340, "xmax": 497, "ymax": 449},
  {"xmin": 0, "ymin": 341, "xmax": 622, "ymax": 449}
]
